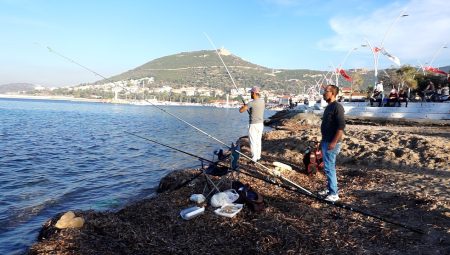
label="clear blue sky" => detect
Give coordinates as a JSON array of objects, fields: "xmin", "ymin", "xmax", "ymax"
[{"xmin": 1, "ymin": 0, "xmax": 449, "ymax": 87}]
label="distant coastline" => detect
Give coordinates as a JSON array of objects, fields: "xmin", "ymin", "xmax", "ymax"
[
  {"xmin": 0, "ymin": 94, "xmax": 243, "ymax": 108},
  {"xmin": 0, "ymin": 94, "xmax": 107, "ymax": 103}
]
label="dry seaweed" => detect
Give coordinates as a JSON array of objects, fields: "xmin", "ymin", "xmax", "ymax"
[{"xmin": 28, "ymin": 116, "xmax": 450, "ymax": 255}]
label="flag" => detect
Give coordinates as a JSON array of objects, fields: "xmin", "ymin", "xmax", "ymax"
[
  {"xmin": 380, "ymin": 48, "xmax": 401, "ymax": 66},
  {"xmin": 338, "ymin": 68, "xmax": 352, "ymax": 82},
  {"xmin": 424, "ymin": 66, "xmax": 448, "ymax": 75}
]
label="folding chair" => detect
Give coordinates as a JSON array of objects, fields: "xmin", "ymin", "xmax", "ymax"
[{"xmin": 200, "ymin": 142, "xmax": 240, "ymax": 198}]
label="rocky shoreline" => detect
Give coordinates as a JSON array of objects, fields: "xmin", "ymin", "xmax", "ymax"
[{"xmin": 27, "ymin": 110, "xmax": 450, "ymax": 254}]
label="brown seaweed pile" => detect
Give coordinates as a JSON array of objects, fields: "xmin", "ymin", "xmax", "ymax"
[{"xmin": 28, "ymin": 113, "xmax": 450, "ymax": 254}]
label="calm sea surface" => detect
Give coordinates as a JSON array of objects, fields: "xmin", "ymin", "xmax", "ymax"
[{"xmin": 0, "ymin": 98, "xmax": 274, "ymax": 254}]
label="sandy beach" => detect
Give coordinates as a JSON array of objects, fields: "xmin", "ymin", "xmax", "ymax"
[{"xmin": 27, "ymin": 110, "xmax": 450, "ymax": 254}]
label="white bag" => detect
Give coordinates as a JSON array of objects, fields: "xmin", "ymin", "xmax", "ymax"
[{"xmin": 210, "ymin": 189, "xmax": 239, "ymax": 207}]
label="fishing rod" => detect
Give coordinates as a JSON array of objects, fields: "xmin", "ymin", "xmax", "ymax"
[
  {"xmin": 45, "ymin": 46, "xmax": 424, "ymax": 234},
  {"xmin": 204, "ymin": 33, "xmax": 248, "ymax": 106},
  {"xmin": 126, "ymin": 131, "xmax": 235, "ymax": 192},
  {"xmin": 127, "ymin": 132, "xmax": 423, "ymax": 234},
  {"xmin": 125, "ymin": 131, "xmax": 217, "ymax": 164},
  {"xmin": 46, "ymin": 46, "xmax": 107, "ymax": 81},
  {"xmin": 43, "ymin": 46, "xmax": 240, "ymax": 146},
  {"xmin": 43, "ymin": 45, "xmax": 316, "ymax": 196},
  {"xmin": 238, "ymin": 165, "xmax": 423, "ymax": 234}
]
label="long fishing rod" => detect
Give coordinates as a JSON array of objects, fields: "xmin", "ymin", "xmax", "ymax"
[
  {"xmin": 204, "ymin": 33, "xmax": 248, "ymax": 105},
  {"xmin": 43, "ymin": 46, "xmax": 238, "ymax": 146},
  {"xmin": 46, "ymin": 46, "xmax": 424, "ymax": 234},
  {"xmin": 47, "ymin": 46, "xmax": 108, "ymax": 81},
  {"xmin": 125, "ymin": 131, "xmax": 216, "ymax": 164},
  {"xmin": 238, "ymin": 165, "xmax": 423, "ymax": 234},
  {"xmin": 127, "ymin": 132, "xmax": 423, "ymax": 234},
  {"xmin": 43, "ymin": 45, "xmax": 315, "ymax": 196}
]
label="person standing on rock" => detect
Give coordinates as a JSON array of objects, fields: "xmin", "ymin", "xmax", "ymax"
[
  {"xmin": 318, "ymin": 85, "xmax": 345, "ymax": 202},
  {"xmin": 239, "ymin": 86, "xmax": 265, "ymax": 162}
]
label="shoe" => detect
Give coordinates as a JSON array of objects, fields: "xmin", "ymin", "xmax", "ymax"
[
  {"xmin": 318, "ymin": 189, "xmax": 329, "ymax": 196},
  {"xmin": 324, "ymin": 194, "xmax": 339, "ymax": 202}
]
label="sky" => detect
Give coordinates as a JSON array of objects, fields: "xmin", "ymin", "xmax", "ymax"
[{"xmin": 0, "ymin": 0, "xmax": 449, "ymax": 87}]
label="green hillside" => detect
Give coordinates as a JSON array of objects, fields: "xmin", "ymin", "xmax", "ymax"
[
  {"xmin": 91, "ymin": 49, "xmax": 446, "ymax": 94},
  {"xmin": 99, "ymin": 50, "xmax": 347, "ymax": 94}
]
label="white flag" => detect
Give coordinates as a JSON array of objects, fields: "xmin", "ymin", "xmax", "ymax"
[{"xmin": 380, "ymin": 48, "xmax": 401, "ymax": 66}]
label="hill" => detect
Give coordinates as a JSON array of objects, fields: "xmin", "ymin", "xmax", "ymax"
[
  {"xmin": 0, "ymin": 83, "xmax": 36, "ymax": 93},
  {"xmin": 90, "ymin": 50, "xmax": 447, "ymax": 94},
  {"xmin": 98, "ymin": 49, "xmax": 358, "ymax": 94},
  {"xmin": 440, "ymin": 65, "xmax": 450, "ymax": 73}
]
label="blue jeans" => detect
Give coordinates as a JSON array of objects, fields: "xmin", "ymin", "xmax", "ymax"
[{"xmin": 321, "ymin": 142, "xmax": 342, "ymax": 195}]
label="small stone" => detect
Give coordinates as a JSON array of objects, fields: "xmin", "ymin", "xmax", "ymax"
[{"xmin": 55, "ymin": 211, "xmax": 85, "ymax": 229}]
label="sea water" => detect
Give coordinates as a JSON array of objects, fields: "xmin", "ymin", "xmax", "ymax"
[{"xmin": 0, "ymin": 98, "xmax": 274, "ymax": 254}]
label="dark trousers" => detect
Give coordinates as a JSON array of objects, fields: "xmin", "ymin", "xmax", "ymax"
[
  {"xmin": 398, "ymin": 98, "xmax": 408, "ymax": 107},
  {"xmin": 370, "ymin": 97, "xmax": 382, "ymax": 107},
  {"xmin": 387, "ymin": 98, "xmax": 399, "ymax": 107}
]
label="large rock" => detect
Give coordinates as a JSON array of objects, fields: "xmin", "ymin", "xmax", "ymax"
[{"xmin": 157, "ymin": 169, "xmax": 201, "ymax": 193}]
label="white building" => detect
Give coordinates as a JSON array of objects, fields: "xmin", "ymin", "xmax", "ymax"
[
  {"xmin": 154, "ymin": 86, "xmax": 172, "ymax": 93},
  {"xmin": 34, "ymin": 85, "xmax": 46, "ymax": 91}
]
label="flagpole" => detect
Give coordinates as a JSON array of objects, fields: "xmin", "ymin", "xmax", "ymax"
[
  {"xmin": 416, "ymin": 60, "xmax": 426, "ymax": 75},
  {"xmin": 336, "ymin": 47, "xmax": 358, "ymax": 87},
  {"xmin": 380, "ymin": 11, "xmax": 408, "ymax": 48},
  {"xmin": 363, "ymin": 39, "xmax": 377, "ymax": 78},
  {"xmin": 374, "ymin": 11, "xmax": 408, "ymax": 80},
  {"xmin": 339, "ymin": 47, "xmax": 359, "ymax": 69},
  {"xmin": 429, "ymin": 43, "xmax": 448, "ymax": 67},
  {"xmin": 329, "ymin": 62, "xmax": 339, "ymax": 87}
]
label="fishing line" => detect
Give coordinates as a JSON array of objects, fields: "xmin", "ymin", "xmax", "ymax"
[
  {"xmin": 43, "ymin": 45, "xmax": 314, "ymax": 197},
  {"xmin": 43, "ymin": 45, "xmax": 235, "ymax": 145},
  {"xmin": 43, "ymin": 45, "xmax": 424, "ymax": 235},
  {"xmin": 125, "ymin": 132, "xmax": 424, "ymax": 234},
  {"xmin": 204, "ymin": 33, "xmax": 248, "ymax": 105},
  {"xmin": 125, "ymin": 131, "xmax": 216, "ymax": 164},
  {"xmin": 47, "ymin": 47, "xmax": 108, "ymax": 81},
  {"xmin": 237, "ymin": 165, "xmax": 423, "ymax": 234}
]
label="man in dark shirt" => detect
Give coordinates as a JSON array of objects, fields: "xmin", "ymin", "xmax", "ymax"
[{"xmin": 318, "ymin": 85, "xmax": 345, "ymax": 202}]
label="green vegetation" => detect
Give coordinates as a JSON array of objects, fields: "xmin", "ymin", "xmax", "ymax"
[
  {"xmin": 99, "ymin": 50, "xmax": 337, "ymax": 94},
  {"xmin": 380, "ymin": 65, "xmax": 449, "ymax": 91}
]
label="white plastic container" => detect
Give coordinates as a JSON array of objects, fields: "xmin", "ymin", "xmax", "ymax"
[
  {"xmin": 189, "ymin": 194, "xmax": 206, "ymax": 204},
  {"xmin": 214, "ymin": 203, "xmax": 243, "ymax": 218},
  {"xmin": 180, "ymin": 206, "xmax": 205, "ymax": 220}
]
